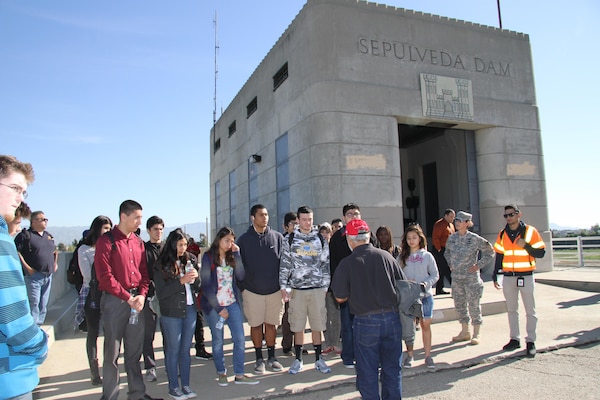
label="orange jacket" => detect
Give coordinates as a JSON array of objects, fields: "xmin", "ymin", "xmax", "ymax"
[
  {"xmin": 494, "ymin": 224, "xmax": 545, "ymax": 273},
  {"xmin": 432, "ymin": 218, "xmax": 454, "ymax": 251}
]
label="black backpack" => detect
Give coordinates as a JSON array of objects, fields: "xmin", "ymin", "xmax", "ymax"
[{"xmin": 67, "ymin": 242, "xmax": 84, "ymax": 286}]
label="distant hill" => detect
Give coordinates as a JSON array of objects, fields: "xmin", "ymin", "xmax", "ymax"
[
  {"xmin": 550, "ymin": 223, "xmax": 586, "ymax": 231},
  {"xmin": 46, "ymin": 222, "xmax": 209, "ymax": 246}
]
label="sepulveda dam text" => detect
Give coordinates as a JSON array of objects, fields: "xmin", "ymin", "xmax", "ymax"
[{"xmin": 358, "ymin": 37, "xmax": 511, "ymax": 77}]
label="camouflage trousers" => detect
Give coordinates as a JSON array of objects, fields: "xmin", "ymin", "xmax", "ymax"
[{"xmin": 452, "ymin": 278, "xmax": 484, "ymax": 325}]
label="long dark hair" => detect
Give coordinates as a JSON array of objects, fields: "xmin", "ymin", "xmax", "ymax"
[
  {"xmin": 82, "ymin": 215, "xmax": 113, "ymax": 247},
  {"xmin": 157, "ymin": 228, "xmax": 190, "ymax": 278},
  {"xmin": 207, "ymin": 226, "xmax": 236, "ymax": 269},
  {"xmin": 399, "ymin": 224, "xmax": 427, "ymax": 267}
]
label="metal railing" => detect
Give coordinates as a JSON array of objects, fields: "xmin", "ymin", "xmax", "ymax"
[{"xmin": 552, "ymin": 236, "xmax": 600, "ymax": 267}]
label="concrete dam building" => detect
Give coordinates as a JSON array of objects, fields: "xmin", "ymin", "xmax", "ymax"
[{"xmin": 209, "ymin": 0, "xmax": 552, "ymax": 271}]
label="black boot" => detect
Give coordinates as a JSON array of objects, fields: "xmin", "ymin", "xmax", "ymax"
[{"xmin": 90, "ymin": 358, "xmax": 102, "ymax": 386}]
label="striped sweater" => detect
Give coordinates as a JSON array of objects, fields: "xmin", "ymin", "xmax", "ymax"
[{"xmin": 0, "ymin": 216, "xmax": 48, "ymax": 399}]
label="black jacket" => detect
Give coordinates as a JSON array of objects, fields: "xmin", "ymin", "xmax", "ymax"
[{"xmin": 154, "ymin": 252, "xmax": 201, "ymax": 319}]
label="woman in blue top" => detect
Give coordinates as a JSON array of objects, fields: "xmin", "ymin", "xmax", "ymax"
[
  {"xmin": 201, "ymin": 227, "xmax": 258, "ymax": 387},
  {"xmin": 397, "ymin": 224, "xmax": 439, "ymax": 370},
  {"xmin": 155, "ymin": 228, "xmax": 200, "ymax": 400}
]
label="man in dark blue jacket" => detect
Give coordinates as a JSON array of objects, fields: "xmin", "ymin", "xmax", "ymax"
[{"xmin": 237, "ymin": 204, "xmax": 284, "ymax": 374}]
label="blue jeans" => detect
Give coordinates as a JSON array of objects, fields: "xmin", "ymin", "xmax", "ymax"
[
  {"xmin": 340, "ymin": 301, "xmax": 355, "ymax": 364},
  {"xmin": 206, "ymin": 303, "xmax": 246, "ymax": 376},
  {"xmin": 354, "ymin": 311, "xmax": 403, "ymax": 400},
  {"xmin": 25, "ymin": 271, "xmax": 52, "ymax": 325},
  {"xmin": 160, "ymin": 305, "xmax": 197, "ymax": 390}
]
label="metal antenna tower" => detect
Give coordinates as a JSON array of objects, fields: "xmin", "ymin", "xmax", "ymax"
[{"xmin": 213, "ymin": 11, "xmax": 219, "ymax": 126}]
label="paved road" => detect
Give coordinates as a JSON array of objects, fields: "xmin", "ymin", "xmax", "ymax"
[{"xmin": 272, "ymin": 341, "xmax": 600, "ymax": 399}]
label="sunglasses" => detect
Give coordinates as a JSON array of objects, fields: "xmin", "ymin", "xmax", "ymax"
[{"xmin": 503, "ymin": 212, "xmax": 518, "ymax": 218}]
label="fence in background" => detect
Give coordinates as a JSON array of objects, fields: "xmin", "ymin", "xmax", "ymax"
[{"xmin": 552, "ymin": 236, "xmax": 600, "ymax": 267}]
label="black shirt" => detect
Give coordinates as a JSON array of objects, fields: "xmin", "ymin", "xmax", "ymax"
[{"xmin": 331, "ymin": 243, "xmax": 401, "ymax": 316}]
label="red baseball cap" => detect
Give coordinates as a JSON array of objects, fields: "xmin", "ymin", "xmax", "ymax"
[{"xmin": 346, "ymin": 219, "xmax": 370, "ymax": 235}]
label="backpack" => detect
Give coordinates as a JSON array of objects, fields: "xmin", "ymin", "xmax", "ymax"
[
  {"xmin": 87, "ymin": 231, "xmax": 117, "ymax": 307},
  {"xmin": 67, "ymin": 242, "xmax": 84, "ymax": 286}
]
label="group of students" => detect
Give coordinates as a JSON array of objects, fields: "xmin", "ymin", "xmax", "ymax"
[{"xmin": 68, "ymin": 200, "xmax": 545, "ymax": 400}]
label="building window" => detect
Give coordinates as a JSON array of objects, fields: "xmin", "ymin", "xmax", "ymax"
[
  {"xmin": 247, "ymin": 97, "xmax": 257, "ymax": 118},
  {"xmin": 248, "ymin": 159, "xmax": 258, "ymax": 206},
  {"xmin": 273, "ymin": 62, "xmax": 288, "ymax": 91},
  {"xmin": 214, "ymin": 138, "xmax": 221, "ymax": 153},
  {"xmin": 276, "ymin": 133, "xmax": 290, "ymax": 229},
  {"xmin": 215, "ymin": 180, "xmax": 222, "ymax": 230},
  {"xmin": 229, "ymin": 170, "xmax": 237, "ymax": 229},
  {"xmin": 228, "ymin": 121, "xmax": 236, "ymax": 137}
]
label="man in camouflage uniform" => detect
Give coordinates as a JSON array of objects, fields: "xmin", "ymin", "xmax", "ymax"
[
  {"xmin": 279, "ymin": 205, "xmax": 331, "ymax": 375},
  {"xmin": 445, "ymin": 211, "xmax": 494, "ymax": 345}
]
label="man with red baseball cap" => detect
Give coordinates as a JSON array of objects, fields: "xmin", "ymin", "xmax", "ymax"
[{"xmin": 331, "ymin": 219, "xmax": 405, "ymax": 399}]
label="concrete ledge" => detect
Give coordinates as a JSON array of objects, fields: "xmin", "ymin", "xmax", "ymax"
[
  {"xmin": 433, "ymin": 300, "xmax": 507, "ymax": 323},
  {"xmin": 536, "ymin": 279, "xmax": 600, "ymax": 293},
  {"xmin": 40, "ymin": 288, "xmax": 78, "ymax": 346}
]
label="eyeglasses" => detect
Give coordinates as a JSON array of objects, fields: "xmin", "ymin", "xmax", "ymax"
[
  {"xmin": 503, "ymin": 212, "xmax": 518, "ymax": 218},
  {"xmin": 345, "ymin": 211, "xmax": 361, "ymax": 218},
  {"xmin": 34, "ymin": 218, "xmax": 49, "ymax": 222},
  {"xmin": 0, "ymin": 182, "xmax": 28, "ymax": 199}
]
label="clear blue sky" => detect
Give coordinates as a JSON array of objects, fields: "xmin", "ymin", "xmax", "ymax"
[{"xmin": 1, "ymin": 0, "xmax": 598, "ymax": 230}]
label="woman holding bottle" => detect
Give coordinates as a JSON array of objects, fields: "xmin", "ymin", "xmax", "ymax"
[
  {"xmin": 201, "ymin": 226, "xmax": 258, "ymax": 386},
  {"xmin": 155, "ymin": 228, "xmax": 200, "ymax": 400}
]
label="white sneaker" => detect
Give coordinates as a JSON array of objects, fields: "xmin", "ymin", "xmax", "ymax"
[
  {"xmin": 315, "ymin": 358, "xmax": 331, "ymax": 373},
  {"xmin": 288, "ymin": 359, "xmax": 303, "ymax": 374}
]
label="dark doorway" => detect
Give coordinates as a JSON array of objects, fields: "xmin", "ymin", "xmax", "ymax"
[{"xmin": 422, "ymin": 162, "xmax": 439, "ymax": 236}]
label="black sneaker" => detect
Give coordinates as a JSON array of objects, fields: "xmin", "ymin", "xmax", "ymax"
[
  {"xmin": 526, "ymin": 342, "xmax": 536, "ymax": 358},
  {"xmin": 195, "ymin": 349, "xmax": 213, "ymax": 360},
  {"xmin": 502, "ymin": 339, "xmax": 521, "ymax": 351}
]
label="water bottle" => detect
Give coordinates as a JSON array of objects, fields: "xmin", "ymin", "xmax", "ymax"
[
  {"xmin": 185, "ymin": 260, "xmax": 194, "ymax": 274},
  {"xmin": 129, "ymin": 308, "xmax": 139, "ymax": 325},
  {"xmin": 215, "ymin": 316, "xmax": 225, "ymax": 329}
]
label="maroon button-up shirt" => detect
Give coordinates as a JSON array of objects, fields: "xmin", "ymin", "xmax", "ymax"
[{"xmin": 94, "ymin": 227, "xmax": 150, "ymax": 302}]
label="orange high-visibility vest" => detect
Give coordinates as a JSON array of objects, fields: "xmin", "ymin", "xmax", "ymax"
[{"xmin": 494, "ymin": 225, "xmax": 545, "ymax": 273}]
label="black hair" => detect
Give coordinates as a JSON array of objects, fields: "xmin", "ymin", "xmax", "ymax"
[
  {"xmin": 284, "ymin": 212, "xmax": 297, "ymax": 226},
  {"xmin": 342, "ymin": 203, "xmax": 360, "ymax": 215},
  {"xmin": 82, "ymin": 215, "xmax": 113, "ymax": 247},
  {"xmin": 444, "ymin": 208, "xmax": 455, "ymax": 216},
  {"xmin": 119, "ymin": 199, "xmax": 142, "ymax": 216},
  {"xmin": 207, "ymin": 227, "xmax": 237, "ymax": 269},
  {"xmin": 297, "ymin": 205, "xmax": 313, "ymax": 216},
  {"xmin": 157, "ymin": 228, "xmax": 190, "ymax": 278},
  {"xmin": 146, "ymin": 215, "xmax": 164, "ymax": 230},
  {"xmin": 250, "ymin": 204, "xmax": 267, "ymax": 217}
]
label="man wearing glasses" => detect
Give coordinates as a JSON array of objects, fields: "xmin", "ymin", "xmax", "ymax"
[
  {"xmin": 15, "ymin": 210, "xmax": 57, "ymax": 325},
  {"xmin": 0, "ymin": 155, "xmax": 48, "ymax": 400},
  {"xmin": 329, "ymin": 203, "xmax": 378, "ymax": 368},
  {"xmin": 493, "ymin": 204, "xmax": 546, "ymax": 358}
]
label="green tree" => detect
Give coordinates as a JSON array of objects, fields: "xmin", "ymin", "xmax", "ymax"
[
  {"xmin": 57, "ymin": 243, "xmax": 66, "ymax": 251},
  {"xmin": 198, "ymin": 233, "xmax": 208, "ymax": 247}
]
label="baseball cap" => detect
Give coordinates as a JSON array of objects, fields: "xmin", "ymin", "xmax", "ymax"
[{"xmin": 346, "ymin": 219, "xmax": 370, "ymax": 235}]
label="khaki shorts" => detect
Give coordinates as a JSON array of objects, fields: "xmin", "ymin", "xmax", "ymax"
[
  {"xmin": 288, "ymin": 288, "xmax": 327, "ymax": 333},
  {"xmin": 242, "ymin": 289, "xmax": 284, "ymax": 327}
]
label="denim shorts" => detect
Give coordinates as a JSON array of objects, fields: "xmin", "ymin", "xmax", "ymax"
[{"xmin": 422, "ymin": 295, "xmax": 434, "ymax": 319}]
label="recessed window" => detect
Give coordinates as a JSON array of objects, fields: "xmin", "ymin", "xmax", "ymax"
[
  {"xmin": 247, "ymin": 97, "xmax": 257, "ymax": 118},
  {"xmin": 228, "ymin": 120, "xmax": 237, "ymax": 137},
  {"xmin": 214, "ymin": 138, "xmax": 221, "ymax": 153},
  {"xmin": 273, "ymin": 62, "xmax": 288, "ymax": 91}
]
